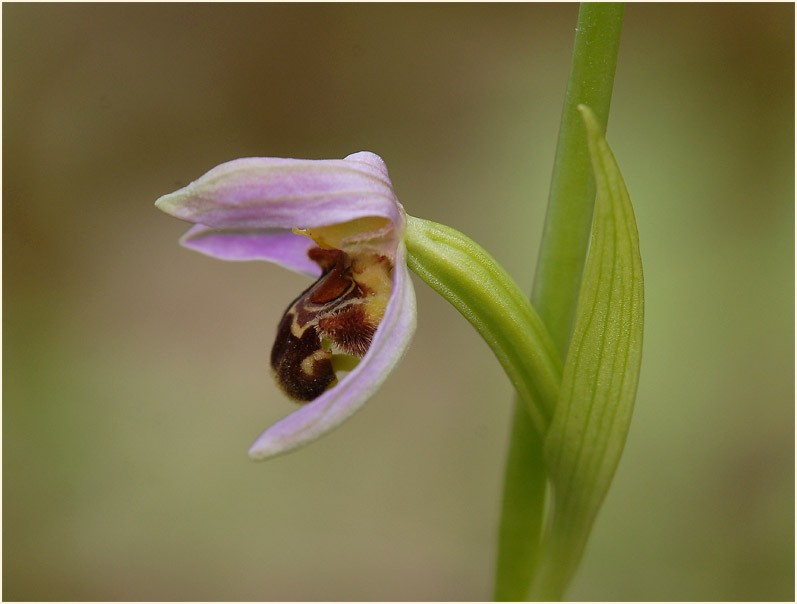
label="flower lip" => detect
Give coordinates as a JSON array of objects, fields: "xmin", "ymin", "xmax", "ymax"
[
  {"xmin": 270, "ymin": 245, "xmax": 387, "ymax": 402},
  {"xmin": 248, "ymin": 240, "xmax": 416, "ymax": 460}
]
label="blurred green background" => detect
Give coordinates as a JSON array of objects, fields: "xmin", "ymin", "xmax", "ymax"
[{"xmin": 4, "ymin": 4, "xmax": 793, "ymax": 601}]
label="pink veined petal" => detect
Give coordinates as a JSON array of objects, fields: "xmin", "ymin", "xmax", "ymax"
[
  {"xmin": 248, "ymin": 242, "xmax": 417, "ymax": 460},
  {"xmin": 155, "ymin": 152, "xmax": 405, "ymax": 233},
  {"xmin": 180, "ymin": 224, "xmax": 322, "ymax": 277}
]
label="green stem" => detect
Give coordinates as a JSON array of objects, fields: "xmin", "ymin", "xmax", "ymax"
[
  {"xmin": 532, "ymin": 2, "xmax": 625, "ymax": 351},
  {"xmin": 495, "ymin": 3, "xmax": 624, "ymax": 601},
  {"xmin": 493, "ymin": 404, "xmax": 547, "ymax": 601}
]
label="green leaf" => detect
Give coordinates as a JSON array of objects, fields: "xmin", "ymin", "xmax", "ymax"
[{"xmin": 531, "ymin": 105, "xmax": 644, "ymax": 600}]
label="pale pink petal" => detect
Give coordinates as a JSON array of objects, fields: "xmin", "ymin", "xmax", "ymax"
[
  {"xmin": 155, "ymin": 152, "xmax": 405, "ymax": 233},
  {"xmin": 180, "ymin": 225, "xmax": 321, "ymax": 277}
]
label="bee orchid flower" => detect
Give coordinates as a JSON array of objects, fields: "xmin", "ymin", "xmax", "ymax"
[{"xmin": 155, "ymin": 152, "xmax": 417, "ymax": 460}]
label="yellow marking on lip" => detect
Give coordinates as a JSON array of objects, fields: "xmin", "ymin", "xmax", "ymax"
[
  {"xmin": 289, "ymin": 312, "xmax": 310, "ymax": 338},
  {"xmin": 300, "ymin": 349, "xmax": 331, "ymax": 376}
]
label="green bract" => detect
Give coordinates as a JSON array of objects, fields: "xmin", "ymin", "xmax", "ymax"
[
  {"xmin": 403, "ymin": 216, "xmax": 563, "ymax": 437},
  {"xmin": 532, "ymin": 105, "xmax": 644, "ymax": 599}
]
